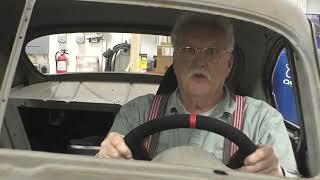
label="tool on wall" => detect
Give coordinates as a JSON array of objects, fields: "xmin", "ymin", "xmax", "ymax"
[{"xmin": 103, "ymin": 41, "xmax": 130, "ymax": 71}]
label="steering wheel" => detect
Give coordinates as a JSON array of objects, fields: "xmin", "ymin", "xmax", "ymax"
[{"xmin": 124, "ymin": 114, "xmax": 256, "ymax": 169}]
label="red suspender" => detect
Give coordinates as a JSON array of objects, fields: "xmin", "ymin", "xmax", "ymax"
[
  {"xmin": 144, "ymin": 94, "xmax": 245, "ymax": 160},
  {"xmin": 144, "ymin": 95, "xmax": 163, "ymax": 151},
  {"xmin": 189, "ymin": 113, "xmax": 197, "ymax": 128},
  {"xmin": 228, "ymin": 95, "xmax": 245, "ymax": 159}
]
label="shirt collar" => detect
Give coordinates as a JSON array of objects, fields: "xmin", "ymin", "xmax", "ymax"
[{"xmin": 167, "ymin": 86, "xmax": 236, "ymax": 118}]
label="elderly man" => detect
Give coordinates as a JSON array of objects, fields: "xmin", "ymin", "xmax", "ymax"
[{"xmin": 98, "ymin": 14, "xmax": 298, "ymax": 177}]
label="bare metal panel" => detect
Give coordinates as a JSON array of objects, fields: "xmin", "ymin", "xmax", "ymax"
[
  {"xmin": 4, "ymin": 100, "xmax": 31, "ymax": 150},
  {"xmin": 0, "ymin": 120, "xmax": 13, "ymax": 149},
  {"xmin": 0, "ymin": 0, "xmax": 35, "ymax": 137},
  {"xmin": 127, "ymin": 83, "xmax": 160, "ymax": 102},
  {"xmin": 0, "ymin": 149, "xmax": 282, "ymax": 180},
  {"xmin": 9, "ymin": 82, "xmax": 60, "ymax": 100},
  {"xmin": 75, "ymin": 82, "xmax": 131, "ymax": 104},
  {"xmin": 9, "ymin": 81, "xmax": 159, "ymax": 105}
]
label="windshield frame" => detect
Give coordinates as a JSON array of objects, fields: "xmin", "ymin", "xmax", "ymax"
[{"xmin": 3, "ymin": 0, "xmax": 320, "ymax": 178}]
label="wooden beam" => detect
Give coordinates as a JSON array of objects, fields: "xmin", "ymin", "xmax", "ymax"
[{"xmin": 128, "ymin": 34, "xmax": 141, "ymax": 72}]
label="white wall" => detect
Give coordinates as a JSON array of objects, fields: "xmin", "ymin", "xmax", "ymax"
[
  {"xmin": 299, "ymin": 0, "xmax": 308, "ymax": 13},
  {"xmin": 106, "ymin": 33, "xmax": 131, "ymax": 49},
  {"xmin": 295, "ymin": 0, "xmax": 320, "ymax": 14},
  {"xmin": 49, "ymin": 33, "xmax": 106, "ymax": 74},
  {"xmin": 288, "ymin": 0, "xmax": 320, "ymax": 14},
  {"xmin": 28, "ymin": 33, "xmax": 169, "ymax": 74},
  {"xmin": 307, "ymin": 0, "xmax": 320, "ymax": 14},
  {"xmin": 140, "ymin": 34, "xmax": 158, "ymax": 60}
]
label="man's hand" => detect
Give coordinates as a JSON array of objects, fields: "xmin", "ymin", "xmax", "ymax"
[
  {"xmin": 239, "ymin": 145, "xmax": 283, "ymax": 176},
  {"xmin": 97, "ymin": 132, "xmax": 132, "ymax": 159}
]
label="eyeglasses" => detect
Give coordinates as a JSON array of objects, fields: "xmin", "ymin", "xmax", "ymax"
[{"xmin": 173, "ymin": 47, "xmax": 232, "ymax": 60}]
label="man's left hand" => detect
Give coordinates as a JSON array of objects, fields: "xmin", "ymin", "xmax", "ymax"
[{"xmin": 239, "ymin": 145, "xmax": 283, "ymax": 176}]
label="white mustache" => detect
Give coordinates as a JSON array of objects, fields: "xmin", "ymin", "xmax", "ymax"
[{"xmin": 187, "ymin": 69, "xmax": 211, "ymax": 80}]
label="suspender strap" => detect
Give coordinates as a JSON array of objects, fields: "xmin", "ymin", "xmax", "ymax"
[
  {"xmin": 144, "ymin": 94, "xmax": 245, "ymax": 160},
  {"xmin": 144, "ymin": 95, "xmax": 170, "ymax": 158},
  {"xmin": 223, "ymin": 95, "xmax": 245, "ymax": 163}
]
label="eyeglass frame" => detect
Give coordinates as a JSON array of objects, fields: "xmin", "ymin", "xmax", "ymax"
[{"xmin": 173, "ymin": 46, "xmax": 233, "ymax": 60}]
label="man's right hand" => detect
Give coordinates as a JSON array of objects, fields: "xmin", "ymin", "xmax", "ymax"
[{"xmin": 97, "ymin": 132, "xmax": 132, "ymax": 159}]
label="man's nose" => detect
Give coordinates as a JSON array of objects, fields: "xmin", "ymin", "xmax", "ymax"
[{"xmin": 191, "ymin": 54, "xmax": 208, "ymax": 67}]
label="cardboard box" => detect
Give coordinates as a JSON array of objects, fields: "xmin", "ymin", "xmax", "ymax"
[
  {"xmin": 160, "ymin": 42, "xmax": 172, "ymax": 46},
  {"xmin": 157, "ymin": 45, "xmax": 174, "ymax": 57},
  {"xmin": 156, "ymin": 44, "xmax": 174, "ymax": 74},
  {"xmin": 156, "ymin": 56, "xmax": 173, "ymax": 74}
]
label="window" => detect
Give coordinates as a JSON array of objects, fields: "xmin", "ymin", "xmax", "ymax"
[
  {"xmin": 313, "ymin": 22, "xmax": 320, "ymax": 59},
  {"xmin": 272, "ymin": 48, "xmax": 299, "ymax": 128},
  {"xmin": 270, "ymin": 45, "xmax": 301, "ymax": 154},
  {"xmin": 26, "ymin": 33, "xmax": 173, "ymax": 75},
  {"xmin": 307, "ymin": 14, "xmax": 320, "ymax": 58}
]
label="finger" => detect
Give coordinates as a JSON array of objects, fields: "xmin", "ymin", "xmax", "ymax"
[
  {"xmin": 100, "ymin": 133, "xmax": 124, "ymax": 158},
  {"xmin": 114, "ymin": 141, "xmax": 132, "ymax": 159},
  {"xmin": 109, "ymin": 133, "xmax": 132, "ymax": 159},
  {"xmin": 259, "ymin": 163, "xmax": 283, "ymax": 175},
  {"xmin": 241, "ymin": 156, "xmax": 274, "ymax": 173},
  {"xmin": 96, "ymin": 151, "xmax": 111, "ymax": 159},
  {"xmin": 244, "ymin": 145, "xmax": 273, "ymax": 166},
  {"xmin": 258, "ymin": 165, "xmax": 277, "ymax": 175},
  {"xmin": 97, "ymin": 140, "xmax": 112, "ymax": 159},
  {"xmin": 101, "ymin": 139, "xmax": 122, "ymax": 158},
  {"xmin": 254, "ymin": 163, "xmax": 282, "ymax": 177}
]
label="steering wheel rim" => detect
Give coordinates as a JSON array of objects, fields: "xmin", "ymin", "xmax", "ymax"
[{"xmin": 124, "ymin": 114, "xmax": 256, "ymax": 169}]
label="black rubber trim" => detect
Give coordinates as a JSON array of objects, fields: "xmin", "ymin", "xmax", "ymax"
[
  {"xmin": 124, "ymin": 114, "xmax": 256, "ymax": 168},
  {"xmin": 263, "ymin": 35, "xmax": 285, "ymax": 107}
]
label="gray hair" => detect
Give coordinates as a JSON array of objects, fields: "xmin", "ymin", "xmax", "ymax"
[{"xmin": 171, "ymin": 13, "xmax": 235, "ymax": 51}]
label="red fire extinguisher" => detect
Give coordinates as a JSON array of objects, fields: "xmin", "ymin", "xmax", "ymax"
[{"xmin": 55, "ymin": 50, "xmax": 69, "ymax": 74}]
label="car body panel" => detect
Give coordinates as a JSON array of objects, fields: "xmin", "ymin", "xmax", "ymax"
[
  {"xmin": 84, "ymin": 0, "xmax": 310, "ymax": 47},
  {"xmin": 0, "ymin": 0, "xmax": 35, "ymax": 134},
  {"xmin": 1, "ymin": 0, "xmax": 320, "ymax": 179},
  {"xmin": 0, "ymin": 149, "xmax": 285, "ymax": 180},
  {"xmin": 9, "ymin": 81, "xmax": 159, "ymax": 104}
]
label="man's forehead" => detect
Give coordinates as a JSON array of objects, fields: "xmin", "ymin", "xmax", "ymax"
[
  {"xmin": 176, "ymin": 28, "xmax": 226, "ymax": 47},
  {"xmin": 179, "ymin": 38, "xmax": 218, "ymax": 47}
]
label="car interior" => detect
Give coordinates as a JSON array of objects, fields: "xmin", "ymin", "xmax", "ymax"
[{"xmin": 1, "ymin": 0, "xmax": 309, "ymax": 177}]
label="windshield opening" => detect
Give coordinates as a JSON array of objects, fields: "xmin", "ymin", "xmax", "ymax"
[
  {"xmin": 11, "ymin": 5, "xmax": 311, "ymax": 177},
  {"xmin": 26, "ymin": 33, "xmax": 173, "ymax": 75},
  {"xmin": 307, "ymin": 15, "xmax": 320, "ymax": 58}
]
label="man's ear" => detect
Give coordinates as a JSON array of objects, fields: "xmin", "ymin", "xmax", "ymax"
[
  {"xmin": 227, "ymin": 54, "xmax": 234, "ymax": 70},
  {"xmin": 225, "ymin": 55, "xmax": 234, "ymax": 81},
  {"xmin": 172, "ymin": 57, "xmax": 177, "ymax": 75}
]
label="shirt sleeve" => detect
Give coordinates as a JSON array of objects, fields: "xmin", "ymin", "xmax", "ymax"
[
  {"xmin": 259, "ymin": 109, "xmax": 300, "ymax": 177},
  {"xmin": 108, "ymin": 94, "xmax": 154, "ymax": 135}
]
